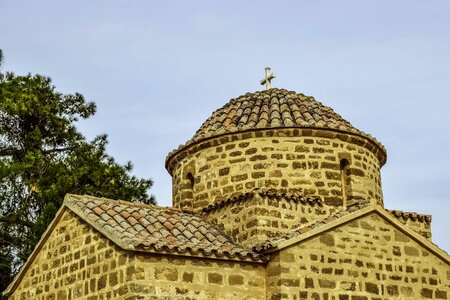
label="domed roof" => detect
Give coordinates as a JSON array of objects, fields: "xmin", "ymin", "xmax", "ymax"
[
  {"xmin": 167, "ymin": 88, "xmax": 385, "ymax": 166},
  {"xmin": 192, "ymin": 88, "xmax": 357, "ymax": 140}
]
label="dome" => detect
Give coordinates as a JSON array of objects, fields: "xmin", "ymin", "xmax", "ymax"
[
  {"xmin": 166, "ymin": 88, "xmax": 387, "ymax": 209},
  {"xmin": 196, "ymin": 88, "xmax": 382, "ymax": 145},
  {"xmin": 166, "ymin": 88, "xmax": 386, "ymax": 168}
]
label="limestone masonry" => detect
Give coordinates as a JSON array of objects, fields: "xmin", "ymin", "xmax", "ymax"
[{"xmin": 4, "ymin": 88, "xmax": 449, "ymax": 299}]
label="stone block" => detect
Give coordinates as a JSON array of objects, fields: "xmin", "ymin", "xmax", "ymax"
[
  {"xmin": 421, "ymin": 288, "xmax": 433, "ymax": 298},
  {"xmin": 318, "ymin": 279, "xmax": 336, "ymax": 288},
  {"xmin": 207, "ymin": 272, "xmax": 223, "ymax": 285},
  {"xmin": 319, "ymin": 234, "xmax": 335, "ymax": 246},
  {"xmin": 365, "ymin": 282, "xmax": 379, "ymax": 294}
]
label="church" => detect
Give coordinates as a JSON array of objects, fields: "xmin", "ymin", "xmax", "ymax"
[{"xmin": 4, "ymin": 70, "xmax": 450, "ymax": 299}]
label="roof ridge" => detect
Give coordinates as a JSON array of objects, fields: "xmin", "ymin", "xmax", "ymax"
[{"xmin": 65, "ymin": 193, "xmax": 188, "ymax": 213}]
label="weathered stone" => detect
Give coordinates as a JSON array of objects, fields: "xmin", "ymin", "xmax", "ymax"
[
  {"xmin": 365, "ymin": 282, "xmax": 378, "ymax": 294},
  {"xmin": 392, "ymin": 246, "xmax": 401, "ymax": 256},
  {"xmin": 305, "ymin": 277, "xmax": 314, "ymax": 288},
  {"xmin": 386, "ymin": 285, "xmax": 399, "ymax": 296},
  {"xmin": 341, "ymin": 281, "xmax": 355, "ymax": 291},
  {"xmin": 208, "ymin": 272, "xmax": 223, "ymax": 284},
  {"xmin": 250, "ymin": 155, "xmax": 267, "ymax": 161},
  {"xmin": 295, "ymin": 145, "xmax": 310, "ymax": 153},
  {"xmin": 97, "ymin": 275, "xmax": 107, "ymax": 290},
  {"xmin": 269, "ymin": 170, "xmax": 282, "ymax": 177},
  {"xmin": 228, "ymin": 274, "xmax": 244, "ymax": 285},
  {"xmin": 182, "ymin": 272, "xmax": 193, "ymax": 282},
  {"xmin": 318, "ymin": 279, "xmax": 336, "ymax": 288},
  {"xmin": 252, "ymin": 172, "xmax": 265, "ymax": 179},
  {"xmin": 325, "ymin": 171, "xmax": 340, "ymax": 180},
  {"xmin": 319, "ymin": 234, "xmax": 335, "ymax": 246},
  {"xmin": 321, "ymin": 162, "xmax": 339, "ymax": 170},
  {"xmin": 436, "ymin": 289, "xmax": 447, "ymax": 299},
  {"xmin": 292, "ymin": 162, "xmax": 306, "ymax": 169},
  {"xmin": 395, "ymin": 231, "xmax": 410, "ymax": 242},
  {"xmin": 154, "ymin": 267, "xmax": 178, "ymax": 281},
  {"xmin": 421, "ymin": 288, "xmax": 433, "ymax": 298},
  {"xmin": 245, "ymin": 148, "xmax": 258, "ymax": 155},
  {"xmin": 231, "ymin": 174, "xmax": 248, "ymax": 182},
  {"xmin": 229, "ymin": 151, "xmax": 242, "ymax": 157}
]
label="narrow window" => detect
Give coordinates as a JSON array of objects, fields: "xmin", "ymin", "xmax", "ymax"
[
  {"xmin": 340, "ymin": 158, "xmax": 351, "ymax": 207},
  {"xmin": 186, "ymin": 172, "xmax": 195, "ymax": 190}
]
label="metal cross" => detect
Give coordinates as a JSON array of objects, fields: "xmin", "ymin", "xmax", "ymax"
[{"xmin": 260, "ymin": 67, "xmax": 276, "ymax": 90}]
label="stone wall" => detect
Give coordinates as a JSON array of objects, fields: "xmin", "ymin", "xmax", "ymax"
[
  {"xmin": 169, "ymin": 128, "xmax": 384, "ymax": 212},
  {"xmin": 7, "ymin": 205, "xmax": 448, "ymax": 300},
  {"xmin": 9, "ymin": 209, "xmax": 135, "ymax": 300},
  {"xmin": 266, "ymin": 212, "xmax": 449, "ymax": 300},
  {"xmin": 8, "ymin": 210, "xmax": 266, "ymax": 300},
  {"xmin": 204, "ymin": 191, "xmax": 337, "ymax": 246},
  {"xmin": 128, "ymin": 253, "xmax": 266, "ymax": 299}
]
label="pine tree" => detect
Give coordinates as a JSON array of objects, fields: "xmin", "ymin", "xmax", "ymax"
[{"xmin": 0, "ymin": 51, "xmax": 154, "ymax": 293}]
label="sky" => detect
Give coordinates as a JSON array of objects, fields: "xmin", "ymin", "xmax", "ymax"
[{"xmin": 1, "ymin": 1, "xmax": 449, "ymax": 253}]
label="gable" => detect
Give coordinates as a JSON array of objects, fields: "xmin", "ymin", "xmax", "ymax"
[
  {"xmin": 4, "ymin": 194, "xmax": 267, "ymax": 299},
  {"xmin": 267, "ymin": 211, "xmax": 449, "ymax": 300},
  {"xmin": 5, "ymin": 209, "xmax": 134, "ymax": 299},
  {"xmin": 6, "ymin": 208, "xmax": 267, "ymax": 300}
]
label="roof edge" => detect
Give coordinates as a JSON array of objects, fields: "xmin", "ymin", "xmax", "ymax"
[
  {"xmin": 65, "ymin": 194, "xmax": 266, "ymax": 263},
  {"xmin": 202, "ymin": 189, "xmax": 322, "ymax": 214},
  {"xmin": 3, "ymin": 199, "xmax": 69, "ymax": 297},
  {"xmin": 270, "ymin": 205, "xmax": 450, "ymax": 265},
  {"xmin": 389, "ymin": 209, "xmax": 432, "ymax": 224},
  {"xmin": 166, "ymin": 126, "xmax": 387, "ymax": 175},
  {"xmin": 64, "ymin": 194, "xmax": 137, "ymax": 251},
  {"xmin": 131, "ymin": 245, "xmax": 268, "ymax": 263},
  {"xmin": 3, "ymin": 193, "xmax": 268, "ymax": 297}
]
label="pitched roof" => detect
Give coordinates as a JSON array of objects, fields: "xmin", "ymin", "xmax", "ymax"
[
  {"xmin": 65, "ymin": 194, "xmax": 266, "ymax": 262},
  {"xmin": 252, "ymin": 202, "xmax": 369, "ymax": 253},
  {"xmin": 167, "ymin": 88, "xmax": 385, "ymax": 163},
  {"xmin": 252, "ymin": 203, "xmax": 450, "ymax": 265},
  {"xmin": 5, "ymin": 195, "xmax": 449, "ymax": 297}
]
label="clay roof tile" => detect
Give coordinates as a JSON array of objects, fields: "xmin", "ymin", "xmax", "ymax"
[
  {"xmin": 174, "ymin": 88, "xmax": 383, "ymax": 157},
  {"xmin": 65, "ymin": 195, "xmax": 266, "ymax": 262}
]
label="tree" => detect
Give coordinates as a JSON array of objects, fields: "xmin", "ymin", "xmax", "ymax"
[{"xmin": 0, "ymin": 51, "xmax": 155, "ymax": 294}]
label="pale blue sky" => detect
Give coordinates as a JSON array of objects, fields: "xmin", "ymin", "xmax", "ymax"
[{"xmin": 1, "ymin": 1, "xmax": 449, "ymax": 252}]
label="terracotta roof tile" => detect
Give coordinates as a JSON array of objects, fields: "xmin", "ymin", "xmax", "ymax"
[
  {"xmin": 166, "ymin": 88, "xmax": 385, "ymax": 166},
  {"xmin": 389, "ymin": 209, "xmax": 432, "ymax": 224},
  {"xmin": 201, "ymin": 189, "xmax": 323, "ymax": 214},
  {"xmin": 65, "ymin": 195, "xmax": 266, "ymax": 262}
]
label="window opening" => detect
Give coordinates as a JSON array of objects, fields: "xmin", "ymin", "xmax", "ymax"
[
  {"xmin": 186, "ymin": 172, "xmax": 195, "ymax": 190},
  {"xmin": 340, "ymin": 158, "xmax": 350, "ymax": 207}
]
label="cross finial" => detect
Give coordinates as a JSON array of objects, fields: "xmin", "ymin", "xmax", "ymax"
[{"xmin": 260, "ymin": 67, "xmax": 276, "ymax": 90}]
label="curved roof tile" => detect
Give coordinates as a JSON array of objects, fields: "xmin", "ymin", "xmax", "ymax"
[
  {"xmin": 167, "ymin": 88, "xmax": 385, "ymax": 162},
  {"xmin": 65, "ymin": 194, "xmax": 266, "ymax": 262}
]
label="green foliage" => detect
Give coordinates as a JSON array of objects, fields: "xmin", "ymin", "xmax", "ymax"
[{"xmin": 0, "ymin": 52, "xmax": 155, "ymax": 294}]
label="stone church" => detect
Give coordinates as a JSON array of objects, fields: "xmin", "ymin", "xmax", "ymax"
[{"xmin": 4, "ymin": 80, "xmax": 450, "ymax": 299}]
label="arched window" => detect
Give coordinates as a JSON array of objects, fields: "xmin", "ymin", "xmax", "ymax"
[
  {"xmin": 340, "ymin": 158, "xmax": 351, "ymax": 206},
  {"xmin": 186, "ymin": 172, "xmax": 195, "ymax": 190}
]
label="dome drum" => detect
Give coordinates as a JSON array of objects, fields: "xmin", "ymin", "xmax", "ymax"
[
  {"xmin": 168, "ymin": 127, "xmax": 384, "ymax": 212},
  {"xmin": 166, "ymin": 89, "xmax": 387, "ymax": 214}
]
